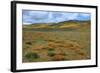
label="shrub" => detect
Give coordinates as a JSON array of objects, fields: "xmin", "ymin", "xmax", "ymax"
[
  {"xmin": 25, "ymin": 52, "xmax": 40, "ymax": 61},
  {"xmin": 48, "ymin": 51, "xmax": 56, "ymax": 57},
  {"xmin": 47, "ymin": 48, "xmax": 56, "ymax": 57},
  {"xmin": 48, "ymin": 48, "xmax": 55, "ymax": 51},
  {"xmin": 26, "ymin": 42, "xmax": 32, "ymax": 45}
]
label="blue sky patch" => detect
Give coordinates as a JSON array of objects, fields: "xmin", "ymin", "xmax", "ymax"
[{"xmin": 22, "ymin": 10, "xmax": 91, "ymax": 24}]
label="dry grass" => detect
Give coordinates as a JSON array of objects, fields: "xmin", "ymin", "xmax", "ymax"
[{"xmin": 22, "ymin": 23, "xmax": 91, "ymax": 63}]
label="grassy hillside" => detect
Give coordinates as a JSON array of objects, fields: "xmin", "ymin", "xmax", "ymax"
[
  {"xmin": 23, "ymin": 20, "xmax": 90, "ymax": 29},
  {"xmin": 22, "ymin": 20, "xmax": 91, "ymax": 63}
]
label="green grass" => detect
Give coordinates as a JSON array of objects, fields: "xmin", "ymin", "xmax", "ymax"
[
  {"xmin": 25, "ymin": 52, "xmax": 40, "ymax": 61},
  {"xmin": 48, "ymin": 48, "xmax": 55, "ymax": 51},
  {"xmin": 48, "ymin": 52, "xmax": 56, "ymax": 57}
]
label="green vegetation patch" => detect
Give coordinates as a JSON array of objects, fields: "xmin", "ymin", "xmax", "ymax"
[
  {"xmin": 26, "ymin": 42, "xmax": 32, "ymax": 45},
  {"xmin": 25, "ymin": 52, "xmax": 40, "ymax": 61},
  {"xmin": 48, "ymin": 48, "xmax": 56, "ymax": 57},
  {"xmin": 48, "ymin": 48, "xmax": 55, "ymax": 51},
  {"xmin": 48, "ymin": 52, "xmax": 56, "ymax": 57}
]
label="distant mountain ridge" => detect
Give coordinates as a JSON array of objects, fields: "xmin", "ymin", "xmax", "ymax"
[{"xmin": 23, "ymin": 20, "xmax": 90, "ymax": 29}]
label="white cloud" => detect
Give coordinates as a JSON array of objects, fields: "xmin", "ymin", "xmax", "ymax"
[{"xmin": 22, "ymin": 10, "xmax": 90, "ymax": 24}]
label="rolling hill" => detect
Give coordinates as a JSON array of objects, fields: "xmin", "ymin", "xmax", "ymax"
[{"xmin": 23, "ymin": 20, "xmax": 90, "ymax": 29}]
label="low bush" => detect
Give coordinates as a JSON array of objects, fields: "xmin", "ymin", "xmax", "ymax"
[
  {"xmin": 48, "ymin": 48, "xmax": 55, "ymax": 51},
  {"xmin": 48, "ymin": 51, "xmax": 56, "ymax": 57},
  {"xmin": 26, "ymin": 42, "xmax": 32, "ymax": 45},
  {"xmin": 25, "ymin": 52, "xmax": 40, "ymax": 61}
]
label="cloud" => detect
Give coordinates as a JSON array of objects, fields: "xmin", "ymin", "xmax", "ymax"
[
  {"xmin": 23, "ymin": 10, "xmax": 49, "ymax": 24},
  {"xmin": 22, "ymin": 10, "xmax": 91, "ymax": 24}
]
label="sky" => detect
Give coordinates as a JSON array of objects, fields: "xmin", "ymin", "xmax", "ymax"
[{"xmin": 22, "ymin": 10, "xmax": 91, "ymax": 24}]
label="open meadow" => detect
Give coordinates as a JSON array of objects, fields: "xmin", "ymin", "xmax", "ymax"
[{"xmin": 22, "ymin": 21, "xmax": 91, "ymax": 63}]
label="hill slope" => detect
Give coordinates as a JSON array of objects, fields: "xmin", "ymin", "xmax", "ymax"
[{"xmin": 23, "ymin": 20, "xmax": 90, "ymax": 29}]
